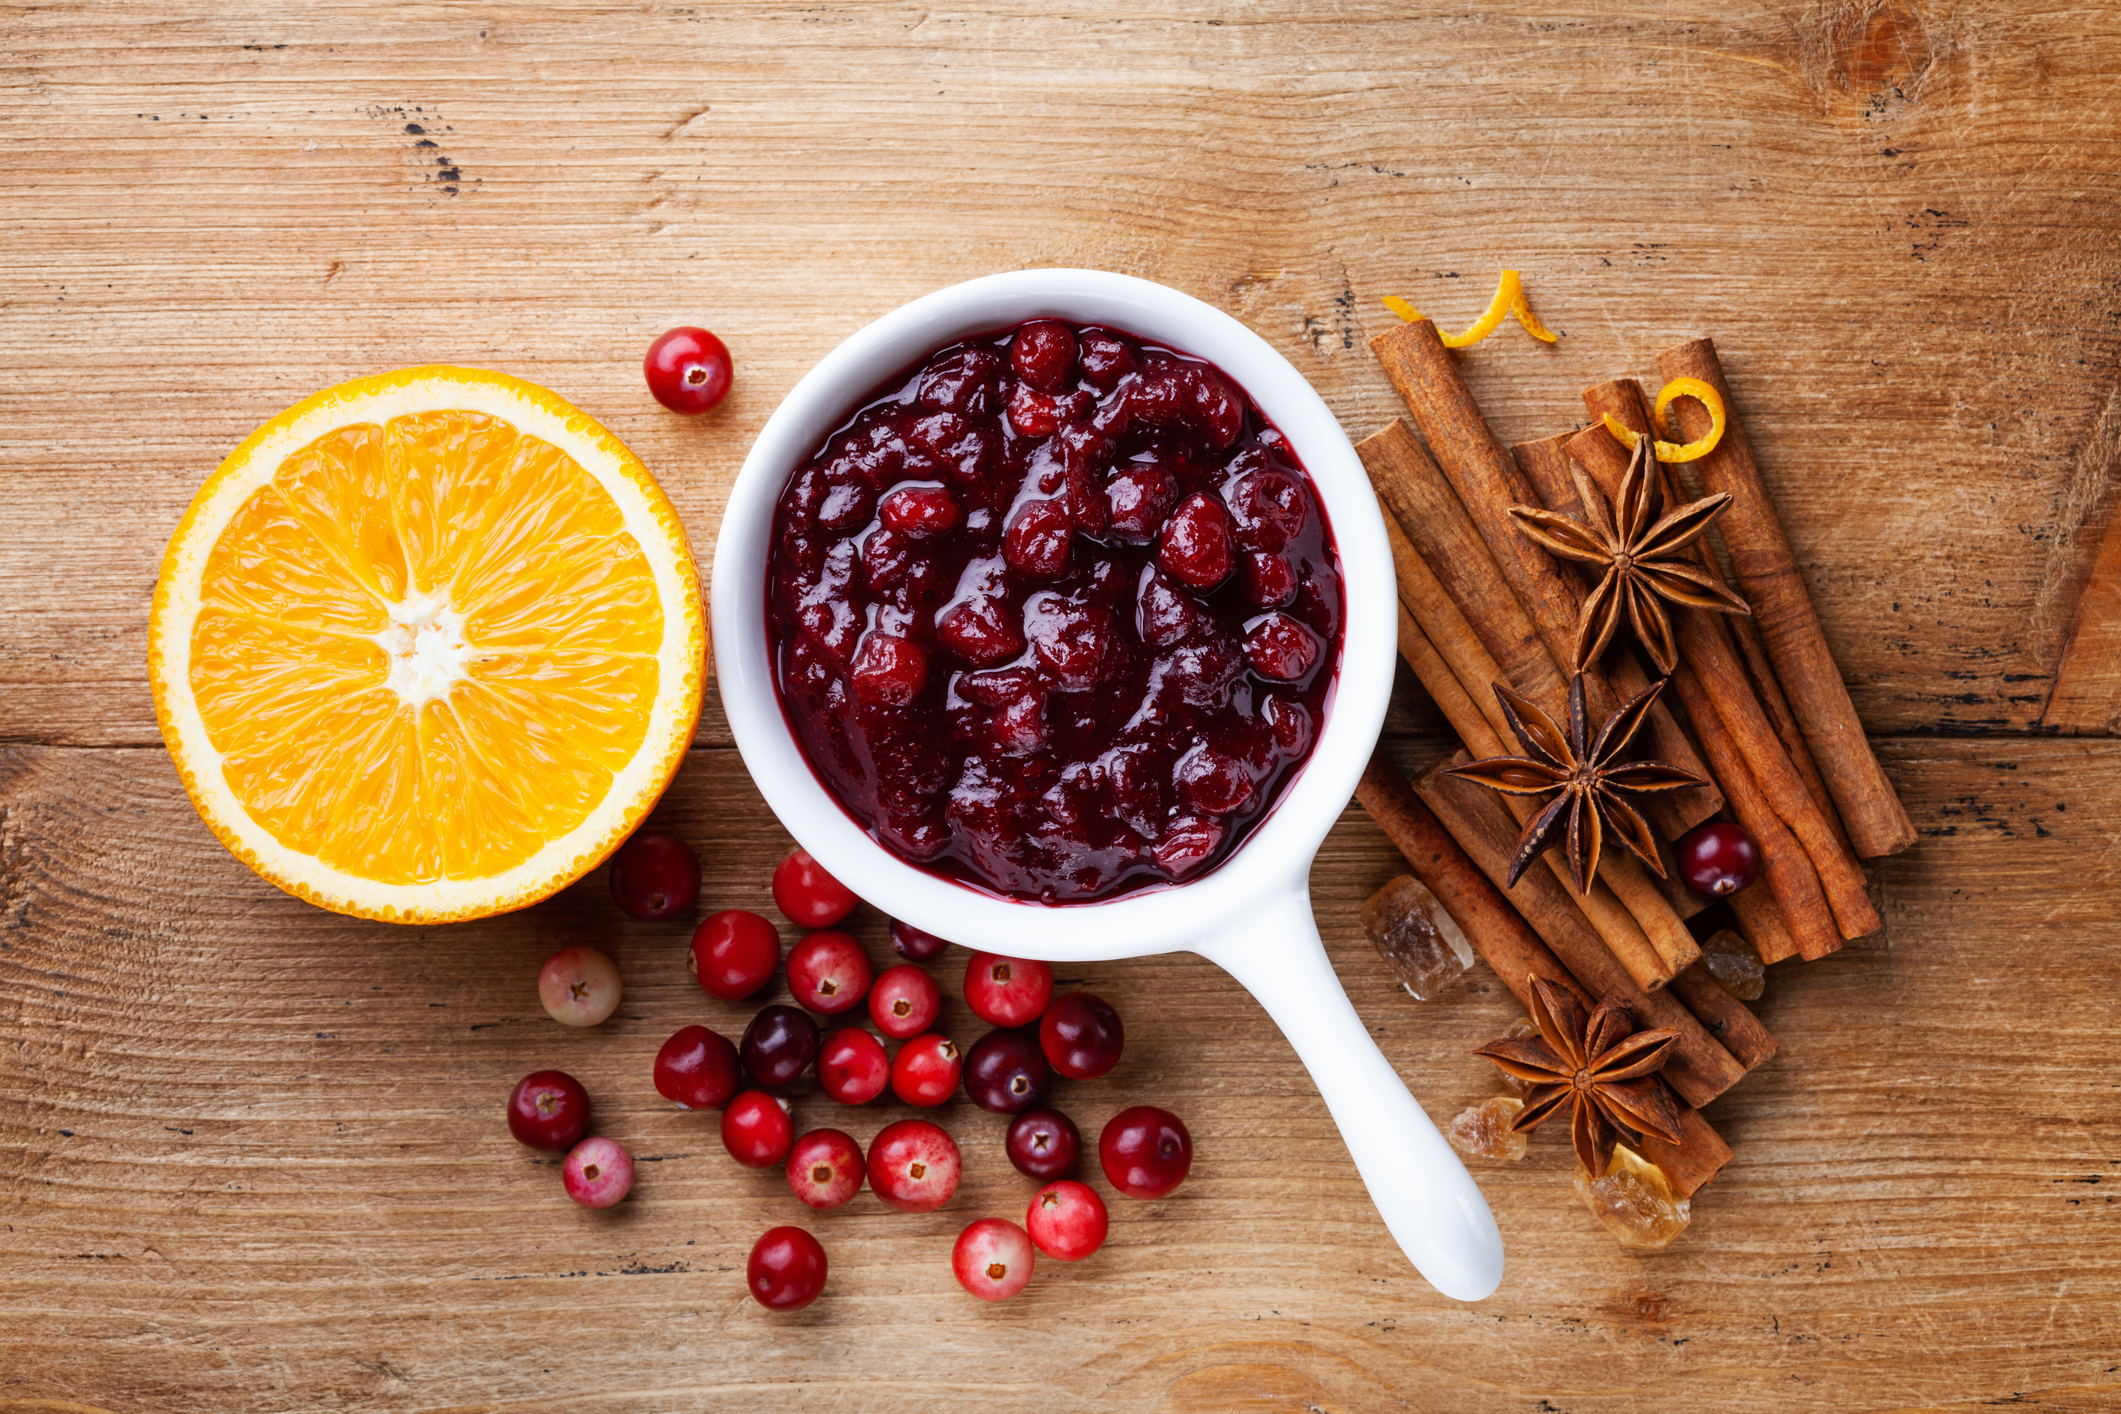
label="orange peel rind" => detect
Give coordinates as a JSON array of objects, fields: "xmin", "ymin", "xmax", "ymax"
[
  {"xmin": 1381, "ymin": 270, "xmax": 1557, "ymax": 347},
  {"xmin": 1599, "ymin": 376, "xmax": 1727, "ymax": 463}
]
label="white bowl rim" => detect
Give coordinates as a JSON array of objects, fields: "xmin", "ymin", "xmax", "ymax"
[{"xmin": 710, "ymin": 268, "xmax": 1394, "ymax": 960}]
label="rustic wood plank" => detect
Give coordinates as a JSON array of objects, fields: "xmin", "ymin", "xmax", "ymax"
[{"xmin": 3, "ymin": 734, "xmax": 2119, "ymax": 1410}]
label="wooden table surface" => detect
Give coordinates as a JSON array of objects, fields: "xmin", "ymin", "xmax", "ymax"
[{"xmin": 5, "ymin": 3, "xmax": 2120, "ymax": 1410}]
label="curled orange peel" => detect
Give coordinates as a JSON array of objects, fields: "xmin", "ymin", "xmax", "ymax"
[
  {"xmin": 1600, "ymin": 377, "xmax": 1727, "ymax": 463},
  {"xmin": 1381, "ymin": 270, "xmax": 1556, "ymax": 347}
]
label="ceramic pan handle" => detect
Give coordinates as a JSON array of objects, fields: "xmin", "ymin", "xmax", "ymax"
[{"xmin": 1198, "ymin": 883, "xmax": 1504, "ymax": 1302}]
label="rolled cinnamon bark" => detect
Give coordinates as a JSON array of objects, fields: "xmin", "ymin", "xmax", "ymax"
[
  {"xmin": 1668, "ymin": 962, "xmax": 1780, "ymax": 1072},
  {"xmin": 1730, "ymin": 880, "xmax": 1801, "ymax": 965},
  {"xmin": 1412, "ymin": 760, "xmax": 1749, "ymax": 1108},
  {"xmin": 1384, "ymin": 513, "xmax": 1515, "ymax": 746},
  {"xmin": 1638, "ymin": 1104, "xmax": 1734, "ymax": 1198},
  {"xmin": 1564, "ymin": 401, "xmax": 1879, "ymax": 942},
  {"xmin": 1354, "ymin": 748, "xmax": 1590, "ymax": 1012},
  {"xmin": 1654, "ymin": 338, "xmax": 1917, "ymax": 858}
]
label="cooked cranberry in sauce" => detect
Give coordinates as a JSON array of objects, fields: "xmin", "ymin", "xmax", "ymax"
[{"xmin": 767, "ymin": 319, "xmax": 1341, "ymax": 902}]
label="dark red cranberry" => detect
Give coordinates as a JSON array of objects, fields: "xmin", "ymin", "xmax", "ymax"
[
  {"xmin": 963, "ymin": 952, "xmax": 1054, "ymax": 1028},
  {"xmin": 1010, "ymin": 320, "xmax": 1078, "ymax": 392},
  {"xmin": 1262, "ymin": 695, "xmax": 1313, "ymax": 755},
  {"xmin": 1150, "ymin": 814, "xmax": 1225, "ymax": 878},
  {"xmin": 867, "ymin": 1118, "xmax": 962, "ymax": 1213},
  {"xmin": 936, "ymin": 589, "xmax": 1025, "ymax": 666},
  {"xmin": 722, "ymin": 1090, "xmax": 795, "ymax": 1168},
  {"xmin": 653, "ymin": 1025, "xmax": 741, "ymax": 1110},
  {"xmin": 1005, "ymin": 1108, "xmax": 1082, "ymax": 1181},
  {"xmin": 890, "ymin": 1033, "xmax": 962, "ymax": 1107},
  {"xmin": 771, "ymin": 847, "xmax": 859, "ymax": 928},
  {"xmin": 1190, "ymin": 370, "xmax": 1245, "ymax": 448},
  {"xmin": 1228, "ymin": 465, "xmax": 1307, "ymax": 551},
  {"xmin": 785, "ymin": 930, "xmax": 873, "ymax": 1015},
  {"xmin": 1007, "ymin": 382, "xmax": 1062, "ymax": 438},
  {"xmin": 964, "ymin": 1029, "xmax": 1051, "ymax": 1114},
  {"xmin": 1137, "ymin": 567, "xmax": 1206, "ymax": 648},
  {"xmin": 507, "ymin": 1070, "xmax": 590, "ymax": 1151},
  {"xmin": 1004, "ymin": 499, "xmax": 1073, "ymax": 578},
  {"xmin": 1244, "ymin": 611, "xmax": 1322, "ymax": 681},
  {"xmin": 952, "ymin": 1218, "xmax": 1034, "ymax": 1301},
  {"xmin": 817, "ymin": 1027, "xmax": 890, "ymax": 1105},
  {"xmin": 1678, "ymin": 821, "xmax": 1762, "ymax": 897},
  {"xmin": 1026, "ymin": 1180, "xmax": 1109, "ymax": 1261},
  {"xmin": 644, "ymin": 326, "xmax": 733, "ymax": 415},
  {"xmin": 690, "ymin": 910, "xmax": 780, "ymax": 1001},
  {"xmin": 850, "ymin": 632, "xmax": 929, "ymax": 706},
  {"xmin": 1039, "ymin": 992, "xmax": 1124, "ymax": 1080},
  {"xmin": 1173, "ymin": 741, "xmax": 1256, "ymax": 814},
  {"xmin": 747, "ymin": 1225, "xmax": 828, "ymax": 1310},
  {"xmin": 878, "ymin": 483, "xmax": 961, "ymax": 538},
  {"xmin": 741, "ymin": 1004, "xmax": 820, "ymax": 1087},
  {"xmin": 562, "ymin": 1137, "xmax": 634, "ymax": 1209},
  {"xmin": 1076, "ymin": 329, "xmax": 1138, "ymax": 390},
  {"xmin": 608, "ymin": 829, "xmax": 699, "ymax": 920},
  {"xmin": 1024, "ymin": 593, "xmax": 1116, "ymax": 693},
  {"xmin": 1100, "ymin": 1105, "xmax": 1192, "ymax": 1198},
  {"xmin": 915, "ymin": 346, "xmax": 1002, "ymax": 415},
  {"xmin": 889, "ymin": 920, "xmax": 951, "ymax": 961},
  {"xmin": 786, "ymin": 1129, "xmax": 865, "ymax": 1209},
  {"xmin": 1106, "ymin": 463, "xmax": 1179, "ymax": 540},
  {"xmin": 868, "ymin": 963, "xmax": 941, "ymax": 1040},
  {"xmin": 1158, "ymin": 493, "xmax": 1235, "ymax": 589},
  {"xmin": 1240, "ymin": 550, "xmax": 1298, "ymax": 608}
]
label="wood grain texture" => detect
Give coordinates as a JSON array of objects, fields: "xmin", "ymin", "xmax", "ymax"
[{"xmin": 4, "ymin": 1, "xmax": 2121, "ymax": 1409}]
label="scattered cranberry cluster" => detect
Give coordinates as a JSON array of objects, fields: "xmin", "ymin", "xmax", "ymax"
[{"xmin": 507, "ymin": 828, "xmax": 1193, "ymax": 1311}]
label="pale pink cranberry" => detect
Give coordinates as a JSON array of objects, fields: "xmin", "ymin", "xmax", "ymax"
[
  {"xmin": 1243, "ymin": 611, "xmax": 1322, "ymax": 681},
  {"xmin": 866, "ymin": 1118, "xmax": 961, "ymax": 1213},
  {"xmin": 1157, "ymin": 493, "xmax": 1234, "ymax": 589},
  {"xmin": 963, "ymin": 952, "xmax": 1054, "ymax": 1027},
  {"xmin": 890, "ymin": 1033, "xmax": 962, "ymax": 1107},
  {"xmin": 538, "ymin": 946, "xmax": 621, "ymax": 1028},
  {"xmin": 786, "ymin": 1129, "xmax": 865, "ymax": 1209},
  {"xmin": 952, "ymin": 1218, "xmax": 1035, "ymax": 1301},
  {"xmin": 868, "ymin": 963, "xmax": 942, "ymax": 1039},
  {"xmin": 1026, "ymin": 1180, "xmax": 1109, "ymax": 1261},
  {"xmin": 1004, "ymin": 500, "xmax": 1073, "ymax": 577},
  {"xmin": 817, "ymin": 1027, "xmax": 890, "ymax": 1105},
  {"xmin": 562, "ymin": 1137, "xmax": 634, "ymax": 1209},
  {"xmin": 786, "ymin": 930, "xmax": 873, "ymax": 1015},
  {"xmin": 879, "ymin": 484, "xmax": 961, "ymax": 538}
]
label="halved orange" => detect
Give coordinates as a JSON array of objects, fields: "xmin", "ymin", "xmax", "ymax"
[{"xmin": 149, "ymin": 366, "xmax": 707, "ymax": 923}]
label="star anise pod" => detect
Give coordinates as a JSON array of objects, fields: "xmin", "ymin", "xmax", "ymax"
[
  {"xmin": 1507, "ymin": 437, "xmax": 1751, "ymax": 675},
  {"xmin": 1476, "ymin": 976, "xmax": 1685, "ymax": 1176},
  {"xmin": 1443, "ymin": 673, "xmax": 1705, "ymax": 893}
]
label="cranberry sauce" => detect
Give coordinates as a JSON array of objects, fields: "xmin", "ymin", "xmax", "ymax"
[{"xmin": 766, "ymin": 319, "xmax": 1342, "ymax": 903}]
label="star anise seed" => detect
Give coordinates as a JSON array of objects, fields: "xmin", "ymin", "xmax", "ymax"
[
  {"xmin": 1442, "ymin": 673, "xmax": 1706, "ymax": 893},
  {"xmin": 1507, "ymin": 437, "xmax": 1751, "ymax": 675},
  {"xmin": 1474, "ymin": 975, "xmax": 1685, "ymax": 1176}
]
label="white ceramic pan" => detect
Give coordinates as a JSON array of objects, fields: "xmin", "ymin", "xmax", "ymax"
[{"xmin": 711, "ymin": 270, "xmax": 1503, "ymax": 1301}]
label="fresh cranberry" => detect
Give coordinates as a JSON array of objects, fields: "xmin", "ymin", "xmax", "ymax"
[
  {"xmin": 889, "ymin": 919, "xmax": 951, "ymax": 961},
  {"xmin": 644, "ymin": 326, "xmax": 733, "ymax": 415},
  {"xmin": 562, "ymin": 1136, "xmax": 634, "ymax": 1208},
  {"xmin": 1039, "ymin": 992, "xmax": 1124, "ymax": 1079},
  {"xmin": 878, "ymin": 483, "xmax": 961, "ymax": 538},
  {"xmin": 785, "ymin": 1129, "xmax": 865, "ymax": 1209},
  {"xmin": 689, "ymin": 910, "xmax": 780, "ymax": 1001},
  {"xmin": 607, "ymin": 829, "xmax": 700, "ymax": 920},
  {"xmin": 1011, "ymin": 320, "xmax": 1079, "ymax": 392},
  {"xmin": 816, "ymin": 1027, "xmax": 890, "ymax": 1105},
  {"xmin": 722, "ymin": 1090, "xmax": 795, "ymax": 1168},
  {"xmin": 1004, "ymin": 499, "xmax": 1073, "ymax": 578},
  {"xmin": 653, "ymin": 1025, "xmax": 741, "ymax": 1110},
  {"xmin": 866, "ymin": 1118, "xmax": 962, "ymax": 1212},
  {"xmin": 1100, "ymin": 1106, "xmax": 1192, "ymax": 1198},
  {"xmin": 1005, "ymin": 1108, "xmax": 1082, "ymax": 1181},
  {"xmin": 785, "ymin": 931, "xmax": 874, "ymax": 1015},
  {"xmin": 1026, "ymin": 1180, "xmax": 1109, "ymax": 1261},
  {"xmin": 964, "ymin": 1029, "xmax": 1051, "ymax": 1114},
  {"xmin": 952, "ymin": 1218, "xmax": 1034, "ymax": 1301},
  {"xmin": 1678, "ymin": 821, "xmax": 1762, "ymax": 897},
  {"xmin": 890, "ymin": 1033, "xmax": 962, "ymax": 1107},
  {"xmin": 748, "ymin": 1226, "xmax": 828, "ymax": 1311},
  {"xmin": 850, "ymin": 632, "xmax": 929, "ymax": 706},
  {"xmin": 507, "ymin": 1071, "xmax": 591, "ymax": 1151},
  {"xmin": 1244, "ymin": 611, "xmax": 1322, "ymax": 681},
  {"xmin": 868, "ymin": 963, "xmax": 942, "ymax": 1039},
  {"xmin": 538, "ymin": 946, "xmax": 622, "ymax": 1027},
  {"xmin": 741, "ymin": 1005, "xmax": 820, "ymax": 1087},
  {"xmin": 963, "ymin": 952, "xmax": 1054, "ymax": 1028},
  {"xmin": 1157, "ymin": 492, "xmax": 1235, "ymax": 589},
  {"xmin": 771, "ymin": 847, "xmax": 859, "ymax": 928}
]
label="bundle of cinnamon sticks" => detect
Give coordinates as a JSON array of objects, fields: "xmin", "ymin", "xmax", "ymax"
[{"xmin": 1354, "ymin": 319, "xmax": 1916, "ymax": 1194}]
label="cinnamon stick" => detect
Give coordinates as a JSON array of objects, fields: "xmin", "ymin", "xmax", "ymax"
[
  {"xmin": 1384, "ymin": 513, "xmax": 1514, "ymax": 745},
  {"xmin": 1654, "ymin": 338, "xmax": 1917, "ymax": 858},
  {"xmin": 1411, "ymin": 760, "xmax": 1748, "ymax": 1108},
  {"xmin": 1370, "ymin": 325, "xmax": 1722, "ymax": 831},
  {"xmin": 1638, "ymin": 1104, "xmax": 1733, "ymax": 1198},
  {"xmin": 1730, "ymin": 883, "xmax": 1800, "ymax": 965},
  {"xmin": 1354, "ymin": 748, "xmax": 1590, "ymax": 1013},
  {"xmin": 1565, "ymin": 397, "xmax": 1879, "ymax": 942},
  {"xmin": 1668, "ymin": 963, "xmax": 1780, "ymax": 1072}
]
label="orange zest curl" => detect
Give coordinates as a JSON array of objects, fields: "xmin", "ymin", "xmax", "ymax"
[
  {"xmin": 1600, "ymin": 376, "xmax": 1727, "ymax": 463},
  {"xmin": 1381, "ymin": 270, "xmax": 1556, "ymax": 348}
]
